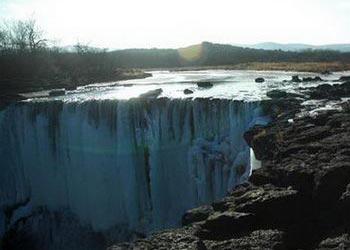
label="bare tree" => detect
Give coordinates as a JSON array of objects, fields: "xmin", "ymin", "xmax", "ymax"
[
  {"xmin": 26, "ymin": 19, "xmax": 47, "ymax": 51},
  {"xmin": 0, "ymin": 28, "xmax": 8, "ymax": 50},
  {"xmin": 3, "ymin": 19, "xmax": 47, "ymax": 52}
]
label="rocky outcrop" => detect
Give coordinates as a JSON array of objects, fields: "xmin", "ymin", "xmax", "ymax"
[
  {"xmin": 316, "ymin": 234, "xmax": 350, "ymax": 250},
  {"xmin": 308, "ymin": 82, "xmax": 350, "ymax": 100},
  {"xmin": 108, "ymin": 80, "xmax": 350, "ymax": 249}
]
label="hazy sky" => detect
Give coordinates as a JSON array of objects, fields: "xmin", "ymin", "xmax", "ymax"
[{"xmin": 0, "ymin": 0, "xmax": 349, "ymax": 49}]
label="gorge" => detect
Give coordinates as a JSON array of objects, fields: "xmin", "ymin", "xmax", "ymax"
[{"xmin": 0, "ymin": 70, "xmax": 346, "ymax": 249}]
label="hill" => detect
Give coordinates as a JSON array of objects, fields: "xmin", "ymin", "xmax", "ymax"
[
  {"xmin": 110, "ymin": 42, "xmax": 350, "ymax": 68},
  {"xmin": 235, "ymin": 42, "xmax": 350, "ymax": 52}
]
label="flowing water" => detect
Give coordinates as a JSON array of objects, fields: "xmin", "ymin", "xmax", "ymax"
[{"xmin": 0, "ymin": 70, "xmax": 345, "ymax": 250}]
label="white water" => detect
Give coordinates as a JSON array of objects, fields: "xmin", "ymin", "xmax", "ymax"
[
  {"xmin": 1, "ymin": 70, "xmax": 344, "ymax": 249},
  {"xmin": 24, "ymin": 70, "xmax": 346, "ymax": 102}
]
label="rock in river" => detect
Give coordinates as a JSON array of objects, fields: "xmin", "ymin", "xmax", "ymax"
[
  {"xmin": 197, "ymin": 82, "xmax": 213, "ymax": 88},
  {"xmin": 255, "ymin": 77, "xmax": 265, "ymax": 83}
]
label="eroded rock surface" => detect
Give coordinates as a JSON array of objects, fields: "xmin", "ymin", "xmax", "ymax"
[{"xmin": 108, "ymin": 81, "xmax": 350, "ymax": 249}]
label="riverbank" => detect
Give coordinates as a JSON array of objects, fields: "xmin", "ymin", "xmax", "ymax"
[
  {"xmin": 163, "ymin": 62, "xmax": 350, "ymax": 73},
  {"xmin": 0, "ymin": 69, "xmax": 152, "ymax": 110},
  {"xmin": 108, "ymin": 78, "xmax": 350, "ymax": 249}
]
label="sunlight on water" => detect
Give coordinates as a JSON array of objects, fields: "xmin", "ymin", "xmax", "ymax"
[{"xmin": 25, "ymin": 70, "xmax": 348, "ymax": 103}]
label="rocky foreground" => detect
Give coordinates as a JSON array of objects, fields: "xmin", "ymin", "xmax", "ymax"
[{"xmin": 108, "ymin": 79, "xmax": 350, "ymax": 249}]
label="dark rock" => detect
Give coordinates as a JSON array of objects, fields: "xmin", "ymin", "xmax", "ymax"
[
  {"xmin": 182, "ymin": 205, "xmax": 213, "ymax": 226},
  {"xmin": 139, "ymin": 88, "xmax": 163, "ymax": 99},
  {"xmin": 314, "ymin": 76, "xmax": 323, "ymax": 81},
  {"xmin": 339, "ymin": 76, "xmax": 350, "ymax": 82},
  {"xmin": 317, "ymin": 84, "xmax": 333, "ymax": 91},
  {"xmin": 65, "ymin": 86, "xmax": 77, "ymax": 91},
  {"xmin": 321, "ymin": 70, "xmax": 332, "ymax": 75},
  {"xmin": 184, "ymin": 89, "xmax": 194, "ymax": 95},
  {"xmin": 266, "ymin": 90, "xmax": 288, "ymax": 98},
  {"xmin": 292, "ymin": 75, "xmax": 302, "ymax": 83},
  {"xmin": 197, "ymin": 82, "xmax": 213, "ymax": 88},
  {"xmin": 198, "ymin": 211, "xmax": 255, "ymax": 240},
  {"xmin": 120, "ymin": 84, "xmax": 133, "ymax": 87},
  {"xmin": 309, "ymin": 81, "xmax": 350, "ymax": 99},
  {"xmin": 266, "ymin": 90, "xmax": 304, "ymax": 99},
  {"xmin": 205, "ymin": 230, "xmax": 286, "ymax": 250},
  {"xmin": 316, "ymin": 234, "xmax": 350, "ymax": 250},
  {"xmin": 255, "ymin": 77, "xmax": 265, "ymax": 83},
  {"xmin": 302, "ymin": 76, "xmax": 323, "ymax": 82},
  {"xmin": 107, "ymin": 227, "xmax": 205, "ymax": 250},
  {"xmin": 341, "ymin": 101, "xmax": 350, "ymax": 113},
  {"xmin": 49, "ymin": 90, "xmax": 66, "ymax": 96},
  {"xmin": 108, "ymin": 81, "xmax": 350, "ymax": 250}
]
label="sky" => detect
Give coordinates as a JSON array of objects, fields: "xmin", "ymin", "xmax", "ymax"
[{"xmin": 0, "ymin": 0, "xmax": 349, "ymax": 49}]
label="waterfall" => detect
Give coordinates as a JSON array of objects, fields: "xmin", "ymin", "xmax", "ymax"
[{"xmin": 0, "ymin": 97, "xmax": 264, "ymax": 249}]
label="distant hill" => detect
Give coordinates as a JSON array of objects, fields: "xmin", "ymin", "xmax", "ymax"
[
  {"xmin": 109, "ymin": 42, "xmax": 350, "ymax": 68},
  {"xmin": 234, "ymin": 42, "xmax": 350, "ymax": 52}
]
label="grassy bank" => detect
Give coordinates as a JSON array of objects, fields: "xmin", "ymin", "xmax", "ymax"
[{"xmin": 167, "ymin": 62, "xmax": 350, "ymax": 73}]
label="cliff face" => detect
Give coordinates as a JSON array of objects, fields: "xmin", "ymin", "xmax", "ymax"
[{"xmin": 109, "ymin": 81, "xmax": 350, "ymax": 250}]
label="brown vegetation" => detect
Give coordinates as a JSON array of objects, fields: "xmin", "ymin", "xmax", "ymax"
[{"xmin": 169, "ymin": 62, "xmax": 350, "ymax": 73}]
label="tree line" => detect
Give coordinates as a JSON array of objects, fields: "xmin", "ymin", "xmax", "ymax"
[
  {"xmin": 0, "ymin": 19, "xmax": 118, "ymax": 94},
  {"xmin": 1, "ymin": 19, "xmax": 350, "ymax": 94}
]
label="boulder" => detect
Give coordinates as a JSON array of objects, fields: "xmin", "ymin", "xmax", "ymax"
[
  {"xmin": 183, "ymin": 89, "xmax": 194, "ymax": 95},
  {"xmin": 292, "ymin": 75, "xmax": 302, "ymax": 83},
  {"xmin": 266, "ymin": 90, "xmax": 288, "ymax": 98},
  {"xmin": 139, "ymin": 88, "xmax": 163, "ymax": 99},
  {"xmin": 302, "ymin": 76, "xmax": 323, "ymax": 82},
  {"xmin": 255, "ymin": 77, "xmax": 265, "ymax": 83},
  {"xmin": 197, "ymin": 82, "xmax": 213, "ymax": 88}
]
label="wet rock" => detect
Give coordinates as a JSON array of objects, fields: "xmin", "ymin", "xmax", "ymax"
[
  {"xmin": 266, "ymin": 90, "xmax": 304, "ymax": 99},
  {"xmin": 65, "ymin": 85, "xmax": 77, "ymax": 91},
  {"xmin": 255, "ymin": 77, "xmax": 265, "ymax": 83},
  {"xmin": 182, "ymin": 205, "xmax": 213, "ymax": 226},
  {"xmin": 184, "ymin": 89, "xmax": 194, "ymax": 95},
  {"xmin": 120, "ymin": 83, "xmax": 133, "ymax": 87},
  {"xmin": 292, "ymin": 75, "xmax": 302, "ymax": 83},
  {"xmin": 139, "ymin": 88, "xmax": 163, "ymax": 99},
  {"xmin": 321, "ymin": 70, "xmax": 332, "ymax": 75},
  {"xmin": 309, "ymin": 81, "xmax": 350, "ymax": 99},
  {"xmin": 197, "ymin": 82, "xmax": 213, "ymax": 88},
  {"xmin": 339, "ymin": 76, "xmax": 350, "ymax": 82},
  {"xmin": 266, "ymin": 90, "xmax": 288, "ymax": 98},
  {"xmin": 302, "ymin": 76, "xmax": 323, "ymax": 82},
  {"xmin": 108, "ymin": 82, "xmax": 350, "ymax": 250},
  {"xmin": 341, "ymin": 101, "xmax": 350, "ymax": 113},
  {"xmin": 49, "ymin": 89, "xmax": 66, "ymax": 96}
]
